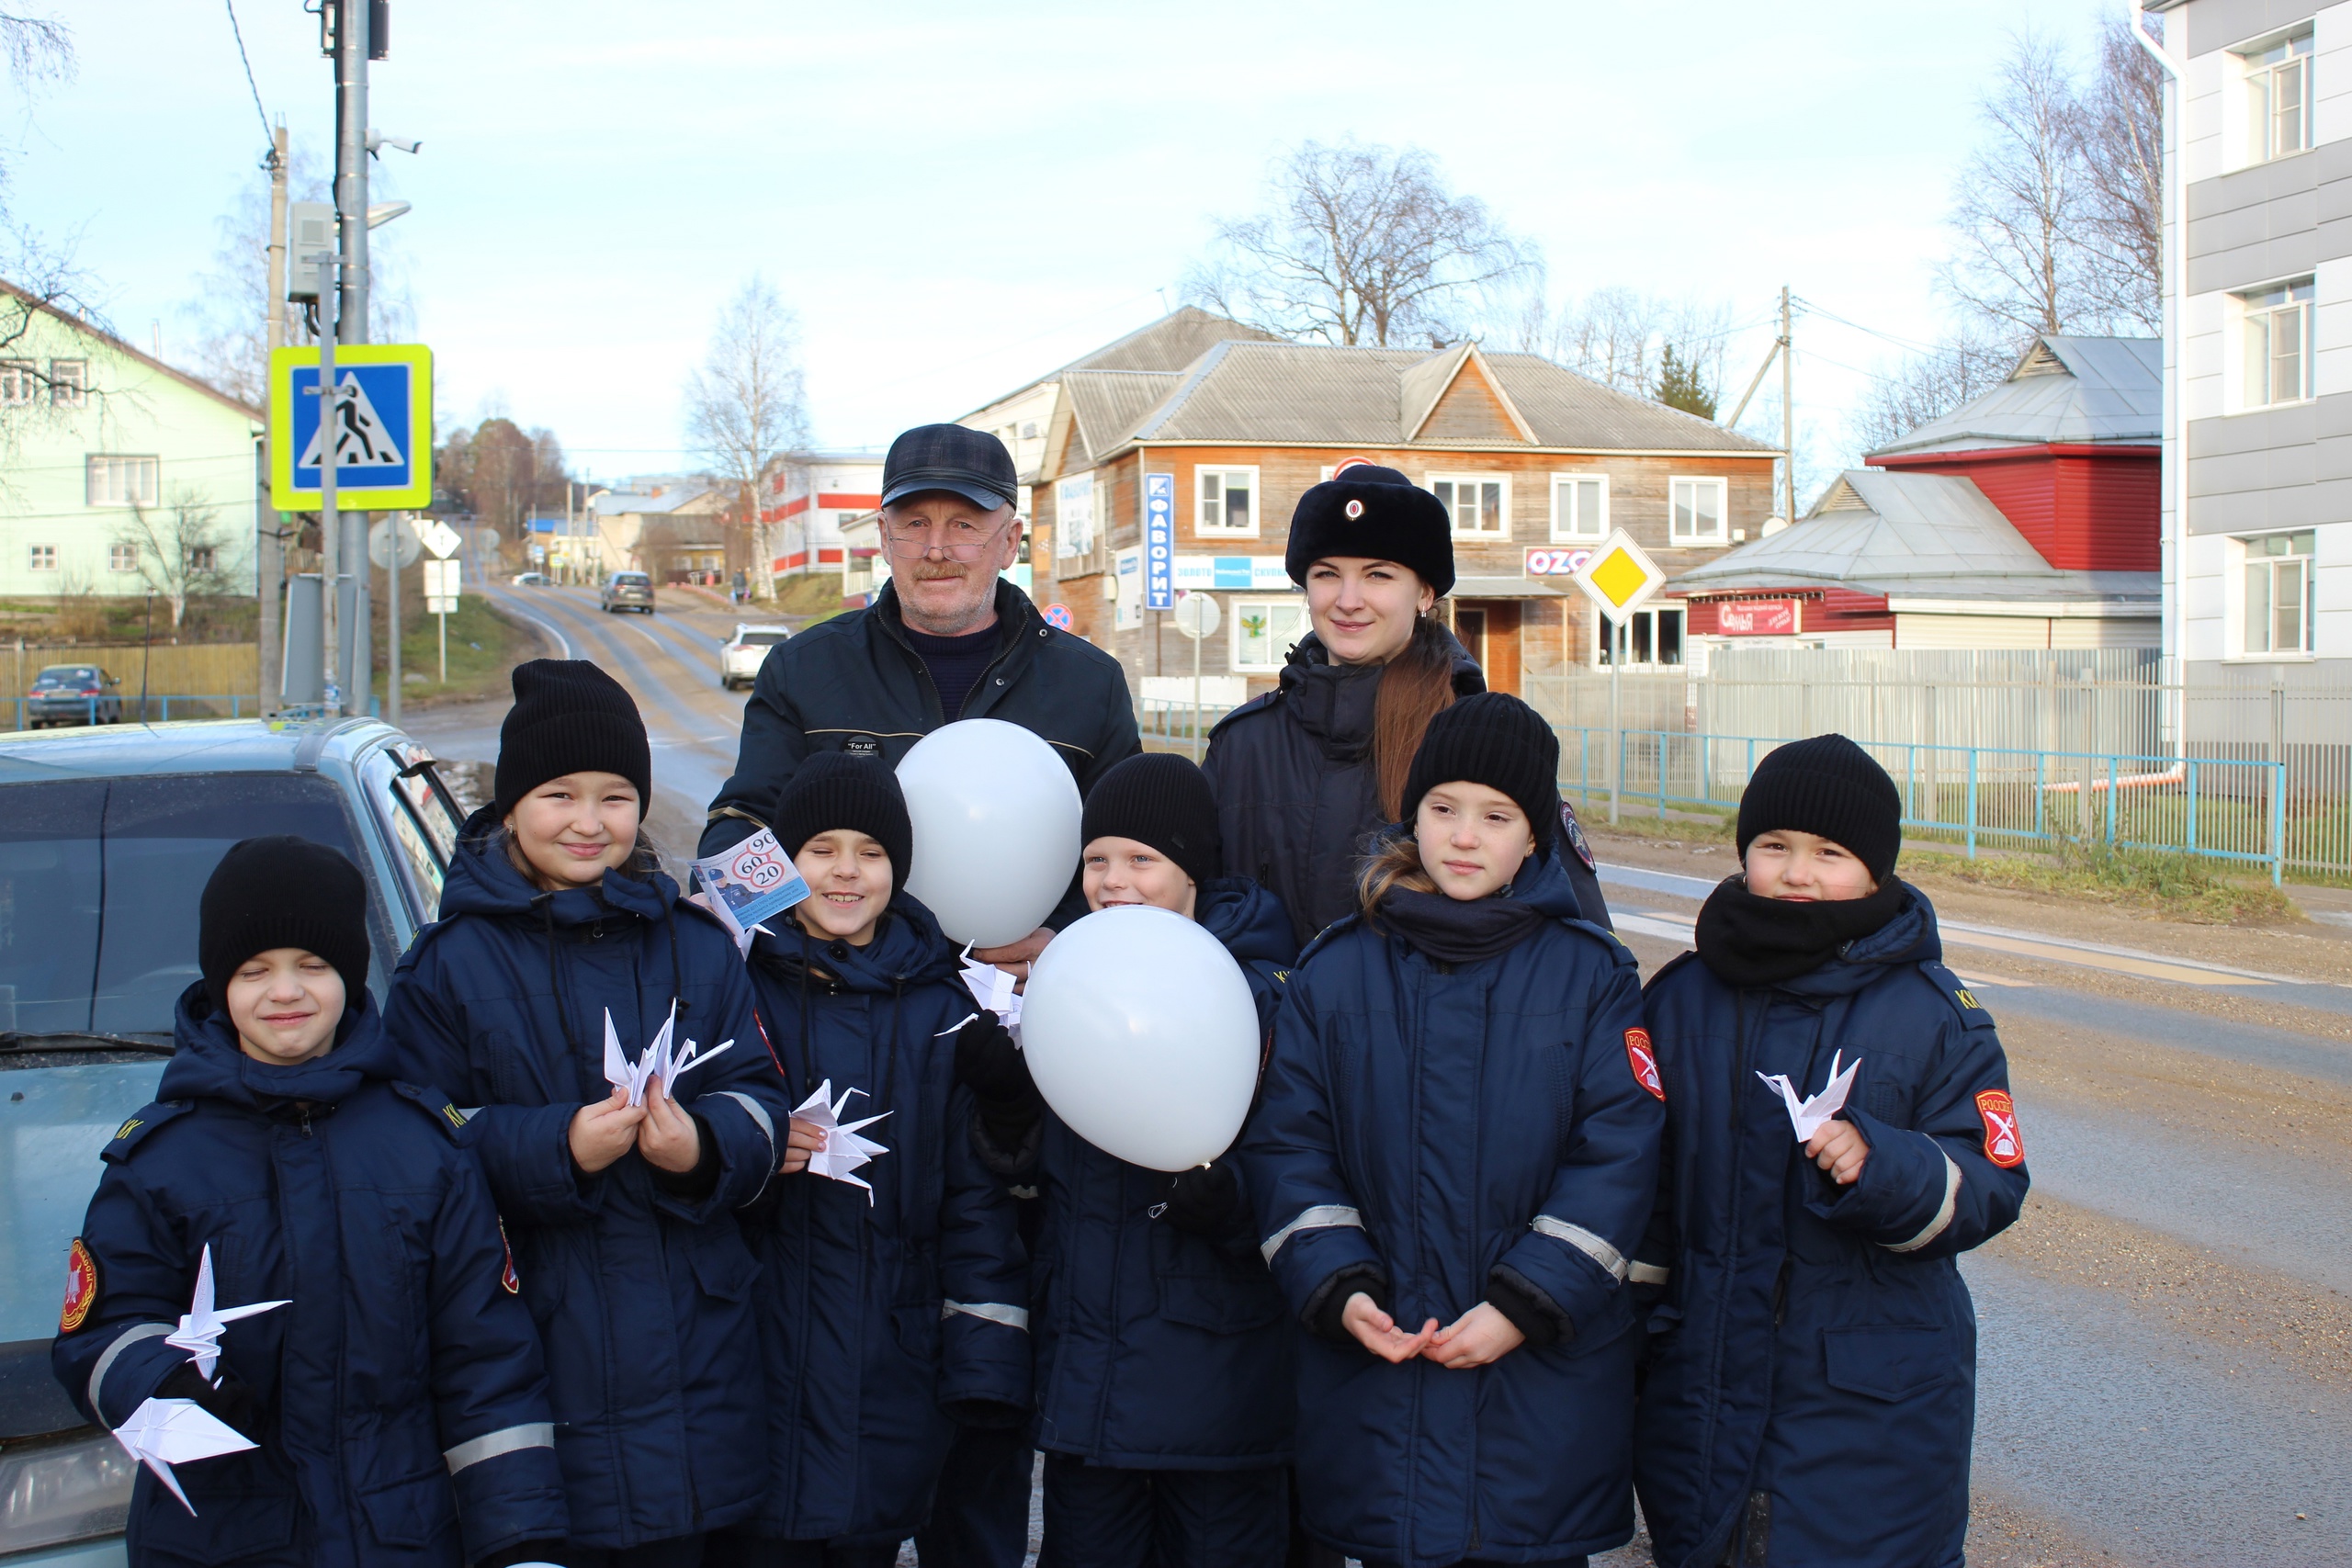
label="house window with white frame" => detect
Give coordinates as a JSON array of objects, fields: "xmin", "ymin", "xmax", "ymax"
[
  {"xmin": 1551, "ymin": 474, "xmax": 1607, "ymax": 541},
  {"xmin": 48, "ymin": 359, "xmax": 86, "ymax": 407},
  {"xmin": 2241, "ymin": 530, "xmax": 2316, "ymax": 655},
  {"xmin": 27, "ymin": 545, "xmax": 57, "ymax": 572},
  {"xmin": 1596, "ymin": 605, "xmax": 1685, "ymax": 668},
  {"xmin": 1669, "ymin": 478, "xmax": 1728, "ymax": 544},
  {"xmin": 107, "ymin": 542, "xmax": 137, "ymax": 573},
  {"xmin": 1231, "ymin": 597, "xmax": 1309, "ymax": 672},
  {"xmin": 0, "ymin": 359, "xmax": 35, "ymax": 405},
  {"xmin": 186, "ymin": 546, "xmax": 217, "ymax": 573},
  {"xmin": 1196, "ymin": 467, "xmax": 1259, "ymax": 536},
  {"xmin": 85, "ymin": 455, "xmax": 161, "ymax": 507},
  {"xmin": 1430, "ymin": 475, "xmax": 1508, "ymax": 537},
  {"xmin": 2242, "ymin": 280, "xmax": 2314, "ymax": 407},
  {"xmin": 2245, "ymin": 32, "xmax": 2313, "ymax": 163}
]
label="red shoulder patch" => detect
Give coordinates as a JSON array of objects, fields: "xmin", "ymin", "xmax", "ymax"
[
  {"xmin": 1975, "ymin": 1089, "xmax": 2024, "ymax": 1168},
  {"xmin": 1625, "ymin": 1027, "xmax": 1666, "ymax": 1102},
  {"xmin": 60, "ymin": 1238, "xmax": 97, "ymax": 1333},
  {"xmin": 498, "ymin": 1221, "xmax": 521, "ymax": 1294}
]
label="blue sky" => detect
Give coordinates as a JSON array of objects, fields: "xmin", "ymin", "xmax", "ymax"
[{"xmin": 5, "ymin": 0, "xmax": 2130, "ymax": 489}]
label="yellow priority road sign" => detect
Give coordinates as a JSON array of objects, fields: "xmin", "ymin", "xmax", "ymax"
[
  {"xmin": 1568, "ymin": 528, "xmax": 1668, "ymax": 626},
  {"xmin": 268, "ymin": 343, "xmax": 434, "ymax": 512}
]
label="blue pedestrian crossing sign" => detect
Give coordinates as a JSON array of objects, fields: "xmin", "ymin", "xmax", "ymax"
[{"xmin": 268, "ymin": 343, "xmax": 434, "ymax": 511}]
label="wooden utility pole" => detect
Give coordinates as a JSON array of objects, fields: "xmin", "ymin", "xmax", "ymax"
[{"xmin": 1780, "ymin": 285, "xmax": 1795, "ymax": 525}]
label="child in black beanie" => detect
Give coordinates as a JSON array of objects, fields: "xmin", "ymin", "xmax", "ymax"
[
  {"xmin": 710, "ymin": 752, "xmax": 1029, "ymax": 1566},
  {"xmin": 1235, "ymin": 692, "xmax": 1661, "ymax": 1566},
  {"xmin": 384, "ymin": 659, "xmax": 790, "ymax": 1561},
  {"xmin": 56, "ymin": 837, "xmax": 571, "ymax": 1568},
  {"xmin": 1632, "ymin": 734, "xmax": 2030, "ymax": 1568}
]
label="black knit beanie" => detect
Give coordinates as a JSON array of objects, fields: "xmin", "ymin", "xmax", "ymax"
[
  {"xmin": 1080, "ymin": 752, "xmax": 1224, "ymax": 889},
  {"xmin": 1736, "ymin": 733, "xmax": 1903, "ymax": 883},
  {"xmin": 1283, "ymin": 463, "xmax": 1455, "ymax": 597},
  {"xmin": 494, "ymin": 660, "xmax": 652, "ymax": 818},
  {"xmin": 1400, "ymin": 692, "xmax": 1559, "ymax": 853},
  {"xmin": 774, "ymin": 751, "xmax": 914, "ymax": 882},
  {"xmin": 198, "ymin": 836, "xmax": 371, "ymax": 1011}
]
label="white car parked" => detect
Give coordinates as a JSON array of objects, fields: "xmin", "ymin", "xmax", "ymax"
[{"xmin": 721, "ymin": 624, "xmax": 790, "ymax": 690}]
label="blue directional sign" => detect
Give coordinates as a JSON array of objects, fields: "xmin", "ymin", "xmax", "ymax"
[
  {"xmin": 268, "ymin": 343, "xmax": 434, "ymax": 511},
  {"xmin": 1144, "ymin": 472, "xmax": 1175, "ymax": 611}
]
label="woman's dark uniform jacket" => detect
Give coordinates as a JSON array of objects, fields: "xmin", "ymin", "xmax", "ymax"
[
  {"xmin": 1202, "ymin": 629, "xmax": 1609, "ymax": 947},
  {"xmin": 383, "ymin": 815, "xmax": 792, "ymax": 1550},
  {"xmin": 701, "ymin": 578, "xmax": 1138, "ymax": 929},
  {"xmin": 1023, "ymin": 877, "xmax": 1298, "ymax": 1472},
  {"xmin": 735, "ymin": 894, "xmax": 1031, "ymax": 1547},
  {"xmin": 1236, "ymin": 854, "xmax": 1660, "ymax": 1568},
  {"xmin": 54, "ymin": 986, "xmax": 570, "ymax": 1568},
  {"xmin": 1631, "ymin": 885, "xmax": 2030, "ymax": 1568}
]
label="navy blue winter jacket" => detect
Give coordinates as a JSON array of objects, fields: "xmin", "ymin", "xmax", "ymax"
[
  {"xmin": 1029, "ymin": 877, "xmax": 1297, "ymax": 1472},
  {"xmin": 741, "ymin": 896, "xmax": 1030, "ymax": 1546},
  {"xmin": 1631, "ymin": 883, "xmax": 2030, "ymax": 1568},
  {"xmin": 383, "ymin": 815, "xmax": 791, "ymax": 1548},
  {"xmin": 54, "ymin": 986, "xmax": 570, "ymax": 1568},
  {"xmin": 1236, "ymin": 854, "xmax": 1661, "ymax": 1568}
]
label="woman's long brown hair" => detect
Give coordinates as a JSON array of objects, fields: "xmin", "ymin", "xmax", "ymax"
[
  {"xmin": 1355, "ymin": 829, "xmax": 1437, "ymax": 916},
  {"xmin": 1371, "ymin": 614, "xmax": 1461, "ymax": 821}
]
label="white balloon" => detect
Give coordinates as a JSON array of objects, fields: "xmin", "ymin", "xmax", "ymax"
[
  {"xmin": 1021, "ymin": 906, "xmax": 1261, "ymax": 1172},
  {"xmin": 895, "ymin": 718, "xmax": 1082, "ymax": 947}
]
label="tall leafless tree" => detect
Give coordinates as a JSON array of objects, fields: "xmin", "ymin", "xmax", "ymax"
[
  {"xmin": 0, "ymin": 7, "xmax": 94, "ymax": 438},
  {"xmin": 1939, "ymin": 31, "xmax": 2104, "ymax": 339},
  {"xmin": 684, "ymin": 276, "xmax": 808, "ymax": 598},
  {"xmin": 116, "ymin": 491, "xmax": 236, "ymax": 633},
  {"xmin": 2077, "ymin": 10, "xmax": 2165, "ymax": 333},
  {"xmin": 1517, "ymin": 282, "xmax": 1734, "ymax": 404},
  {"xmin": 1185, "ymin": 140, "xmax": 1539, "ymax": 347}
]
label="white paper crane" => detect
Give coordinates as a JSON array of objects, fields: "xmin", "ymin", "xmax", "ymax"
[
  {"xmin": 956, "ymin": 943, "xmax": 1023, "ymax": 1032},
  {"xmin": 165, "ymin": 1245, "xmax": 288, "ymax": 1382},
  {"xmin": 111, "ymin": 1397, "xmax": 259, "ymax": 1515},
  {"xmin": 792, "ymin": 1079, "xmax": 891, "ymax": 1202},
  {"xmin": 603, "ymin": 1003, "xmax": 735, "ymax": 1107},
  {"xmin": 1756, "ymin": 1050, "xmax": 1863, "ymax": 1142}
]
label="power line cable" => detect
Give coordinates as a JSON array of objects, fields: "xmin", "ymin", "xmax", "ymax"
[{"xmin": 221, "ymin": 0, "xmax": 277, "ymax": 168}]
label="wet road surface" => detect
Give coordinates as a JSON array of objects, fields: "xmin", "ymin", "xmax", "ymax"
[{"xmin": 402, "ymin": 603, "xmax": 2352, "ymax": 1565}]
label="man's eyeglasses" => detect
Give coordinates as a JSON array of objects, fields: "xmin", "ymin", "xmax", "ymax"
[{"xmin": 882, "ymin": 516, "xmax": 1013, "ymax": 562}]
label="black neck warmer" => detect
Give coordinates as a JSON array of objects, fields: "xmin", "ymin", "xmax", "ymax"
[
  {"xmin": 1375, "ymin": 886, "xmax": 1548, "ymax": 964},
  {"xmin": 1694, "ymin": 875, "xmax": 1911, "ymax": 987}
]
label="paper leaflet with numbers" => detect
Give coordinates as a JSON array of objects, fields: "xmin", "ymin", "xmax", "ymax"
[{"xmin": 690, "ymin": 828, "xmax": 812, "ymax": 954}]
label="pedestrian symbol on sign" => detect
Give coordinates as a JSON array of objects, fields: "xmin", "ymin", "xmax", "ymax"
[{"xmin": 297, "ymin": 371, "xmax": 405, "ymax": 472}]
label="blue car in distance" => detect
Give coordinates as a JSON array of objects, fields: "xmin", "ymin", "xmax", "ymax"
[
  {"xmin": 0, "ymin": 716, "xmax": 468, "ymax": 1565},
  {"xmin": 22, "ymin": 667, "xmax": 125, "ymax": 730}
]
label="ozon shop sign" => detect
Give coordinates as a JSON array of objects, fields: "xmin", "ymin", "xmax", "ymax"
[{"xmin": 1524, "ymin": 546, "xmax": 1593, "ymax": 578}]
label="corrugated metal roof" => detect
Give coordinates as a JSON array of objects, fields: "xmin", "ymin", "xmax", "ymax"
[
  {"xmin": 1867, "ymin": 334, "xmax": 2161, "ymax": 457},
  {"xmin": 1063, "ymin": 370, "xmax": 1182, "ymax": 466},
  {"xmin": 963, "ymin": 308, "xmax": 1280, "ymax": 418},
  {"xmin": 1112, "ymin": 340, "xmax": 1778, "ymax": 454}
]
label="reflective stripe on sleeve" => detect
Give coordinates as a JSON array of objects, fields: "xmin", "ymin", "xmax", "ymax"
[
  {"xmin": 1531, "ymin": 1216, "xmax": 1629, "ymax": 1283},
  {"xmin": 1259, "ymin": 1204, "xmax": 1363, "ymax": 1264},
  {"xmin": 1627, "ymin": 1260, "xmax": 1672, "ymax": 1287},
  {"xmin": 710, "ymin": 1091, "xmax": 775, "ymax": 1156},
  {"xmin": 86, "ymin": 1321, "xmax": 173, "ymax": 1419},
  {"xmin": 444, "ymin": 1422, "xmax": 556, "ymax": 1474},
  {"xmin": 1883, "ymin": 1153, "xmax": 1963, "ymax": 1254},
  {"xmin": 452, "ymin": 1108, "xmax": 481, "ymax": 1124},
  {"xmin": 942, "ymin": 1299, "xmax": 1029, "ymax": 1331}
]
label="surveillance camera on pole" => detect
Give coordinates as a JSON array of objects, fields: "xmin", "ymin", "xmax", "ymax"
[{"xmin": 366, "ymin": 130, "xmax": 421, "ymax": 156}]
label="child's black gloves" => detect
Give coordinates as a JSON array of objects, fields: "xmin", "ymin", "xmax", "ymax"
[
  {"xmin": 157, "ymin": 1361, "xmax": 262, "ymax": 1441},
  {"xmin": 953, "ymin": 1015, "xmax": 1033, "ymax": 1104},
  {"xmin": 1159, "ymin": 1162, "xmax": 1240, "ymax": 1235}
]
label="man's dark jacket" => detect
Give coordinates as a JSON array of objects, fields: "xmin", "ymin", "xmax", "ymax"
[{"xmin": 701, "ymin": 579, "xmax": 1139, "ymax": 927}]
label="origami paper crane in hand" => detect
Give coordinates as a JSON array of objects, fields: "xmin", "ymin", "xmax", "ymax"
[
  {"xmin": 1755, "ymin": 1050, "xmax": 1862, "ymax": 1143},
  {"xmin": 956, "ymin": 943, "xmax": 1023, "ymax": 1032},
  {"xmin": 603, "ymin": 1003, "xmax": 735, "ymax": 1107},
  {"xmin": 792, "ymin": 1079, "xmax": 891, "ymax": 1202},
  {"xmin": 165, "ymin": 1244, "xmax": 288, "ymax": 1382},
  {"xmin": 112, "ymin": 1397, "xmax": 259, "ymax": 1515}
]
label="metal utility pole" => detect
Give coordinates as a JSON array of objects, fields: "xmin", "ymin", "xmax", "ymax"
[
  {"xmin": 1780, "ymin": 285, "xmax": 1796, "ymax": 526},
  {"xmin": 334, "ymin": 0, "xmax": 370, "ymax": 346},
  {"xmin": 260, "ymin": 124, "xmax": 288, "ymax": 716}
]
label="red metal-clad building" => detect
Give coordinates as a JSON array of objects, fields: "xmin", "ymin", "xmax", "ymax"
[{"xmin": 1674, "ymin": 336, "xmax": 2162, "ymax": 652}]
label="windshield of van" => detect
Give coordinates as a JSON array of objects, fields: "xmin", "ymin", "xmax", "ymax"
[{"xmin": 0, "ymin": 774, "xmax": 386, "ymax": 1039}]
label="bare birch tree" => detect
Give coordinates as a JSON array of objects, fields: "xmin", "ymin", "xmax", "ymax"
[
  {"xmin": 116, "ymin": 491, "xmax": 236, "ymax": 633},
  {"xmin": 1185, "ymin": 140, "xmax": 1538, "ymax": 347},
  {"xmin": 2078, "ymin": 10, "xmax": 2165, "ymax": 333},
  {"xmin": 684, "ymin": 276, "xmax": 808, "ymax": 599},
  {"xmin": 1939, "ymin": 30, "xmax": 2102, "ymax": 338}
]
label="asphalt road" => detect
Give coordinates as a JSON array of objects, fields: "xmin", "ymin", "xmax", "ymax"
[{"xmin": 407, "ymin": 590, "xmax": 2352, "ymax": 1568}]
